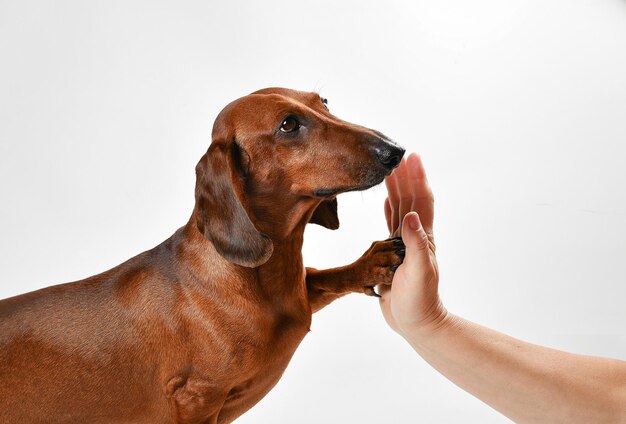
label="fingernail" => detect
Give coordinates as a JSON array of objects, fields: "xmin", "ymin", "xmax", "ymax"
[{"xmin": 408, "ymin": 213, "xmax": 421, "ymax": 231}]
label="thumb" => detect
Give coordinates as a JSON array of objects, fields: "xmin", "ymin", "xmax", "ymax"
[{"xmin": 401, "ymin": 212, "xmax": 431, "ymax": 264}]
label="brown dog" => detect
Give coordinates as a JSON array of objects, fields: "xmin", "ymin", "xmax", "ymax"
[{"xmin": 0, "ymin": 87, "xmax": 405, "ymax": 423}]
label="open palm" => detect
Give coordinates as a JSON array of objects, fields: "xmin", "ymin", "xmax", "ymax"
[{"xmin": 378, "ymin": 153, "xmax": 441, "ymax": 336}]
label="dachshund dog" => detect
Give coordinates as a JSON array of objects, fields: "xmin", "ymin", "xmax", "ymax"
[{"xmin": 0, "ymin": 87, "xmax": 405, "ymax": 424}]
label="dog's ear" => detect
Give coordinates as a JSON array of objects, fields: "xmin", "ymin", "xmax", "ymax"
[
  {"xmin": 309, "ymin": 198, "xmax": 339, "ymax": 230},
  {"xmin": 194, "ymin": 142, "xmax": 273, "ymax": 267}
]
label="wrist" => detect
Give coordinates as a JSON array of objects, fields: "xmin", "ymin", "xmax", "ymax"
[{"xmin": 397, "ymin": 300, "xmax": 453, "ymax": 346}]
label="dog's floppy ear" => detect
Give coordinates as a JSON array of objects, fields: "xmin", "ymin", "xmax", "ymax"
[
  {"xmin": 309, "ymin": 198, "xmax": 339, "ymax": 230},
  {"xmin": 194, "ymin": 142, "xmax": 273, "ymax": 267}
]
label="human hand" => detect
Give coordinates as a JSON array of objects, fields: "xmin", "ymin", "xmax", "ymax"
[{"xmin": 378, "ymin": 153, "xmax": 445, "ymax": 338}]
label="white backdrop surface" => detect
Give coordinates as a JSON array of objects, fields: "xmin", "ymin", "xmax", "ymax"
[{"xmin": 1, "ymin": 1, "xmax": 625, "ymax": 423}]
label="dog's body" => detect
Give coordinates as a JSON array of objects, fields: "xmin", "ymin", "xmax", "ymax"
[{"xmin": 0, "ymin": 88, "xmax": 404, "ymax": 423}]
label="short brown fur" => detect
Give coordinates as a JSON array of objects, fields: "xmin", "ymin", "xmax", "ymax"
[{"xmin": 0, "ymin": 88, "xmax": 405, "ymax": 423}]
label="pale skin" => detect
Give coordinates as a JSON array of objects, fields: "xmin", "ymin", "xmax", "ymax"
[{"xmin": 378, "ymin": 153, "xmax": 626, "ymax": 423}]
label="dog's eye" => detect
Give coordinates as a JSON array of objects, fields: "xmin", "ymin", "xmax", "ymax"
[
  {"xmin": 321, "ymin": 97, "xmax": 329, "ymax": 110},
  {"xmin": 280, "ymin": 116, "xmax": 300, "ymax": 133}
]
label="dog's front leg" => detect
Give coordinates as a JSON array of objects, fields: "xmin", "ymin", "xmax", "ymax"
[{"xmin": 306, "ymin": 238, "xmax": 405, "ymax": 313}]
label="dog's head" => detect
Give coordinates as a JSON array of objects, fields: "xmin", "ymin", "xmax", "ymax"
[{"xmin": 194, "ymin": 88, "xmax": 404, "ymax": 267}]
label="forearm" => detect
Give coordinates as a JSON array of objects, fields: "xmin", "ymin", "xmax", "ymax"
[{"xmin": 404, "ymin": 313, "xmax": 626, "ymax": 424}]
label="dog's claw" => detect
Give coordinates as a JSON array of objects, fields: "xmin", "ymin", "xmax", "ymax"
[
  {"xmin": 390, "ymin": 264, "xmax": 399, "ymax": 272},
  {"xmin": 395, "ymin": 249, "xmax": 405, "ymax": 258},
  {"xmin": 392, "ymin": 238, "xmax": 405, "ymax": 248},
  {"xmin": 365, "ymin": 286, "xmax": 381, "ymax": 298}
]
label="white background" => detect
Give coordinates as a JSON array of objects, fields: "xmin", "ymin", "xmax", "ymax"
[{"xmin": 1, "ymin": 1, "xmax": 626, "ymax": 422}]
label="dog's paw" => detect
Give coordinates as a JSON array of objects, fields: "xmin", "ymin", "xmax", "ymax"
[{"xmin": 356, "ymin": 237, "xmax": 405, "ymax": 298}]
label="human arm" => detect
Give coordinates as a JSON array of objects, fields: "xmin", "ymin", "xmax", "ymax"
[{"xmin": 378, "ymin": 153, "xmax": 626, "ymax": 423}]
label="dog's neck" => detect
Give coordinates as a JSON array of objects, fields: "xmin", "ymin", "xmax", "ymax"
[
  {"xmin": 246, "ymin": 191, "xmax": 320, "ymax": 240},
  {"xmin": 179, "ymin": 213, "xmax": 312, "ymax": 314},
  {"xmin": 255, "ymin": 226, "xmax": 310, "ymax": 313},
  {"xmin": 244, "ymin": 198, "xmax": 319, "ymax": 311}
]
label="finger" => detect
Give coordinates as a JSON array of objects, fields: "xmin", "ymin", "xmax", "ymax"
[
  {"xmin": 406, "ymin": 152, "xmax": 429, "ymax": 183},
  {"xmin": 401, "ymin": 212, "xmax": 431, "ymax": 269},
  {"xmin": 406, "ymin": 153, "xmax": 434, "ymax": 234},
  {"xmin": 384, "ymin": 197, "xmax": 392, "ymax": 235},
  {"xmin": 394, "ymin": 157, "xmax": 412, "ymax": 232},
  {"xmin": 385, "ymin": 170, "xmax": 400, "ymax": 234}
]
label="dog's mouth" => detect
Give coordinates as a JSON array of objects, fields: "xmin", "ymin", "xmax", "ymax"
[
  {"xmin": 312, "ymin": 161, "xmax": 398, "ymax": 199},
  {"xmin": 312, "ymin": 188, "xmax": 340, "ymax": 198},
  {"xmin": 312, "ymin": 179, "xmax": 383, "ymax": 199}
]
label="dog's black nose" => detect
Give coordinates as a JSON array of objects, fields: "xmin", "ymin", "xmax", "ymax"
[
  {"xmin": 378, "ymin": 148, "xmax": 403, "ymax": 168},
  {"xmin": 374, "ymin": 140, "xmax": 405, "ymax": 170}
]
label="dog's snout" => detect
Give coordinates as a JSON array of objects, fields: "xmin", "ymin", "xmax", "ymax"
[{"xmin": 372, "ymin": 138, "xmax": 405, "ymax": 170}]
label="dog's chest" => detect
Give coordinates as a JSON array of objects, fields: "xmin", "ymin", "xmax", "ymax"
[
  {"xmin": 166, "ymin": 277, "xmax": 311, "ymax": 423},
  {"xmin": 217, "ymin": 309, "xmax": 310, "ymax": 421},
  {"xmin": 220, "ymin": 306, "xmax": 310, "ymax": 412}
]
